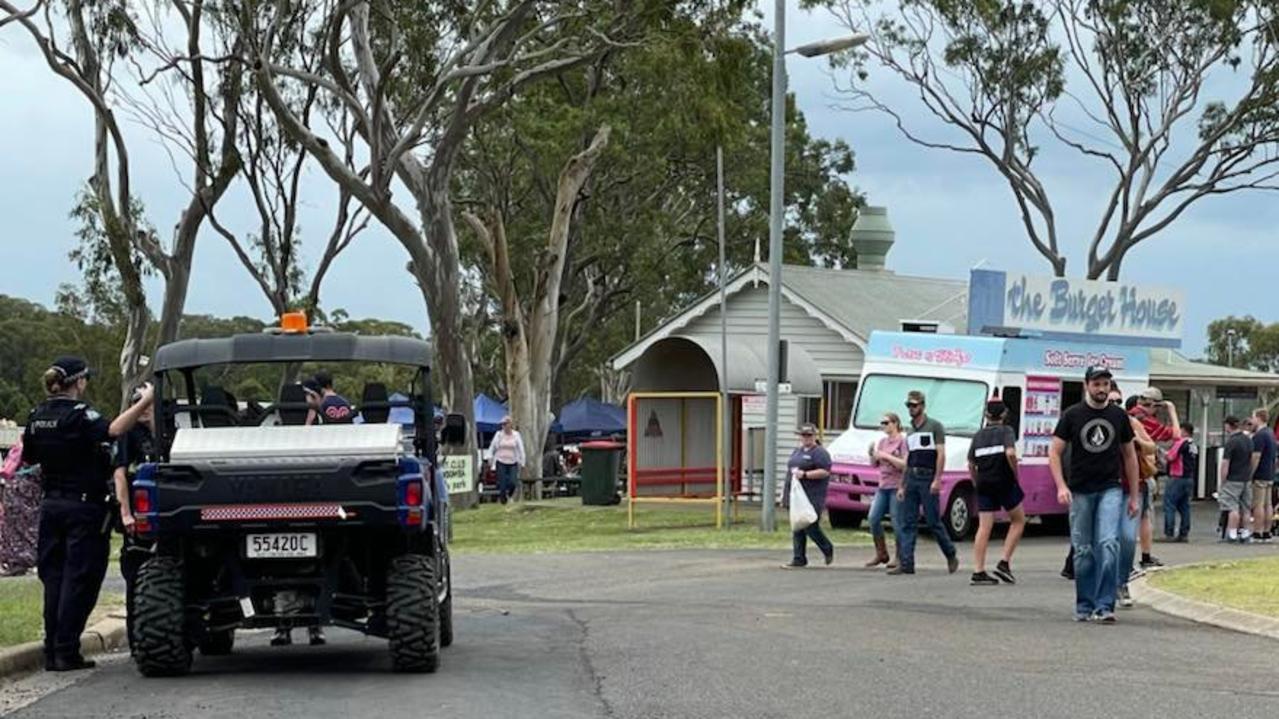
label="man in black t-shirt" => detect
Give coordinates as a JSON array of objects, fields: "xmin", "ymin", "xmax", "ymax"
[
  {"xmin": 1049, "ymin": 365, "xmax": 1139, "ymax": 624},
  {"xmin": 967, "ymin": 400, "xmax": 1026, "ymax": 586}
]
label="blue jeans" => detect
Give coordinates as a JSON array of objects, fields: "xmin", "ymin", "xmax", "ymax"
[
  {"xmin": 792, "ymin": 521, "xmax": 833, "ymax": 565},
  {"xmin": 1163, "ymin": 477, "xmax": 1192, "ymax": 539},
  {"xmin": 867, "ymin": 488, "xmax": 896, "ymax": 540},
  {"xmin": 896, "ymin": 470, "xmax": 956, "ymax": 571},
  {"xmin": 495, "ymin": 462, "xmax": 518, "ymax": 501},
  {"xmin": 1069, "ymin": 487, "xmax": 1122, "ymax": 617},
  {"xmin": 1118, "ymin": 491, "xmax": 1140, "ymax": 588}
]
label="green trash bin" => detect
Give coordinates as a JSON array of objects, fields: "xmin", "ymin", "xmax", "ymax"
[{"xmin": 579, "ymin": 441, "xmax": 624, "ymax": 506}]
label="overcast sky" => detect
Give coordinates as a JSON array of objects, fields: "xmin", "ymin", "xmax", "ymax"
[{"xmin": 1, "ymin": 1, "xmax": 1276, "ymax": 357}]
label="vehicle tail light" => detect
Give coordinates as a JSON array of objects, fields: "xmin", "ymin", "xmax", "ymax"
[
  {"xmin": 405, "ymin": 479, "xmax": 423, "ymax": 506},
  {"xmin": 133, "ymin": 488, "xmax": 152, "ymax": 514},
  {"xmin": 134, "ymin": 517, "xmax": 151, "ymax": 534}
]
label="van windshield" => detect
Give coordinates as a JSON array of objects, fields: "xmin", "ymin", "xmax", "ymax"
[{"xmin": 853, "ymin": 374, "xmax": 988, "ymax": 436}]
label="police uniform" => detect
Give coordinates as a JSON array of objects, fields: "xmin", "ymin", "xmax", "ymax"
[
  {"xmin": 114, "ymin": 422, "xmax": 157, "ymax": 654},
  {"xmin": 22, "ymin": 358, "xmax": 113, "ymax": 671}
]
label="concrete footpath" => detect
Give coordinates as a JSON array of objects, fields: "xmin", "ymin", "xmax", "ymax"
[{"xmin": 0, "ymin": 614, "xmax": 127, "ymax": 678}]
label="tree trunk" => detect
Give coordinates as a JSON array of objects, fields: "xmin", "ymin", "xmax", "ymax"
[{"xmin": 417, "ymin": 188, "xmax": 478, "ymax": 509}]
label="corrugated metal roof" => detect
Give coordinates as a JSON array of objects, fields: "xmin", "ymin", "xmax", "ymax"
[
  {"xmin": 1149, "ymin": 348, "xmax": 1279, "ymax": 387},
  {"xmin": 764, "ymin": 264, "xmax": 969, "ymax": 341}
]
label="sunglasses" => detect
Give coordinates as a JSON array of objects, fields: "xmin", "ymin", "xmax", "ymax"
[
  {"xmin": 879, "ymin": 420, "xmax": 891, "ymax": 426},
  {"xmin": 1108, "ymin": 399, "xmax": 1122, "ymax": 405},
  {"xmin": 905, "ymin": 402, "xmax": 922, "ymax": 409},
  {"xmin": 800, "ymin": 432, "xmax": 815, "ymax": 437}
]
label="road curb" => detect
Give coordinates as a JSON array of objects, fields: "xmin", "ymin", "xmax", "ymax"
[
  {"xmin": 0, "ymin": 615, "xmax": 127, "ymax": 679},
  {"xmin": 1131, "ymin": 570, "xmax": 1279, "ymax": 642}
]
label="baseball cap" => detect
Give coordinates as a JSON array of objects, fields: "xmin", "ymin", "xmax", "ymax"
[
  {"xmin": 301, "ymin": 379, "xmax": 322, "ymax": 398},
  {"xmin": 986, "ymin": 399, "xmax": 1008, "ymax": 418},
  {"xmin": 797, "ymin": 423, "xmax": 819, "ymax": 436},
  {"xmin": 1084, "ymin": 365, "xmax": 1113, "ymax": 382},
  {"xmin": 1139, "ymin": 387, "xmax": 1163, "ymax": 402},
  {"xmin": 50, "ymin": 356, "xmax": 92, "ymax": 382}
]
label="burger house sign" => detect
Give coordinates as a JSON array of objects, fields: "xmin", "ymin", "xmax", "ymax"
[{"xmin": 967, "ymin": 269, "xmax": 1184, "ymax": 348}]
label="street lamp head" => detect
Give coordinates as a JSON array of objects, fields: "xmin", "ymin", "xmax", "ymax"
[{"xmin": 792, "ymin": 33, "xmax": 869, "ymax": 58}]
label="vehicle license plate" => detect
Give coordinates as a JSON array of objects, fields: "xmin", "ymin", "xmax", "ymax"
[{"xmin": 246, "ymin": 533, "xmax": 317, "ymax": 559}]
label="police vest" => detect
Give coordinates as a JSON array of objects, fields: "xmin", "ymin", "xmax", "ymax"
[{"xmin": 24, "ymin": 399, "xmax": 112, "ymax": 497}]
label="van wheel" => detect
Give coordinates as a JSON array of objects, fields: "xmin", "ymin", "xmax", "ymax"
[
  {"xmin": 386, "ymin": 554, "xmax": 440, "ymax": 673},
  {"xmin": 828, "ymin": 509, "xmax": 865, "ymax": 529},
  {"xmin": 133, "ymin": 556, "xmax": 193, "ymax": 677},
  {"xmin": 945, "ymin": 488, "xmax": 976, "ymax": 542}
]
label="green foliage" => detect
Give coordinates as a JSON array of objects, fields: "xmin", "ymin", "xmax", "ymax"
[
  {"xmin": 457, "ymin": 2, "xmax": 862, "ymax": 403},
  {"xmin": 62, "ymin": 187, "xmax": 155, "ymax": 326},
  {"xmin": 1205, "ymin": 315, "xmax": 1279, "ymax": 372}
]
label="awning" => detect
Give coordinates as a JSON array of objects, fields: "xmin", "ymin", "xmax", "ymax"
[
  {"xmin": 1149, "ymin": 349, "xmax": 1279, "ymax": 388},
  {"xmin": 629, "ymin": 334, "xmax": 823, "ymax": 396}
]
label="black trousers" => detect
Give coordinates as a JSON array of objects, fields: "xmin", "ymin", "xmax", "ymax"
[
  {"xmin": 119, "ymin": 533, "xmax": 155, "ymax": 650},
  {"xmin": 37, "ymin": 499, "xmax": 110, "ymax": 661}
]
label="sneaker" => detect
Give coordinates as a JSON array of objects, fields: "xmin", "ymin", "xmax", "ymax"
[
  {"xmin": 308, "ymin": 627, "xmax": 326, "ymax": 646},
  {"xmin": 946, "ymin": 555, "xmax": 960, "ymax": 574},
  {"xmin": 270, "ymin": 628, "xmax": 293, "ymax": 647},
  {"xmin": 1060, "ymin": 568, "xmax": 1075, "ymax": 581},
  {"xmin": 1073, "ymin": 613, "xmax": 1094, "ymax": 623},
  {"xmin": 1118, "ymin": 586, "xmax": 1134, "ymax": 608},
  {"xmin": 1128, "ymin": 568, "xmax": 1146, "ymax": 582},
  {"xmin": 1140, "ymin": 555, "xmax": 1164, "ymax": 569},
  {"xmin": 780, "ymin": 561, "xmax": 808, "ymax": 569},
  {"xmin": 970, "ymin": 571, "xmax": 999, "ymax": 586},
  {"xmin": 992, "ymin": 560, "xmax": 1016, "ymax": 585},
  {"xmin": 823, "ymin": 548, "xmax": 835, "ymax": 566},
  {"xmin": 1095, "ymin": 610, "xmax": 1118, "ymax": 624}
]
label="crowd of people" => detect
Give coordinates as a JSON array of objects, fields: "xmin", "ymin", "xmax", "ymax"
[{"xmin": 783, "ymin": 364, "xmax": 1278, "ymax": 623}]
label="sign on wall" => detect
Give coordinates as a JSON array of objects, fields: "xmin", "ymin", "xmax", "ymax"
[
  {"xmin": 968, "ymin": 269, "xmax": 1183, "ymax": 348},
  {"xmin": 442, "ymin": 454, "xmax": 475, "ymax": 495}
]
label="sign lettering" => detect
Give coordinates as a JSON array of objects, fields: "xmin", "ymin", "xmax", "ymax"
[
  {"xmin": 441, "ymin": 454, "xmax": 474, "ymax": 495},
  {"xmin": 1003, "ymin": 274, "xmax": 1182, "ymax": 339}
]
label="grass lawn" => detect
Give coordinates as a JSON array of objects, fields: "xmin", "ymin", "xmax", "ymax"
[
  {"xmin": 0, "ymin": 534, "xmax": 127, "ymax": 649},
  {"xmin": 451, "ymin": 499, "xmax": 872, "ymax": 554},
  {"xmin": 1149, "ymin": 556, "xmax": 1279, "ymax": 619}
]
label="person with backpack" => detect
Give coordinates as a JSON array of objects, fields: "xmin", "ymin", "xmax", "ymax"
[
  {"xmin": 1160, "ymin": 423, "xmax": 1198, "ymax": 542},
  {"xmin": 1129, "ymin": 390, "xmax": 1179, "ymax": 570}
]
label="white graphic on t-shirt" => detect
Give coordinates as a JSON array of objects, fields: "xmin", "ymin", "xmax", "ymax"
[
  {"xmin": 907, "ymin": 432, "xmax": 936, "ymax": 452},
  {"xmin": 1079, "ymin": 418, "xmax": 1116, "ymax": 454}
]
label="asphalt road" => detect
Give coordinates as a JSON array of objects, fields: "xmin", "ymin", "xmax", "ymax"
[{"xmin": 4, "ymin": 505, "xmax": 1277, "ymax": 719}]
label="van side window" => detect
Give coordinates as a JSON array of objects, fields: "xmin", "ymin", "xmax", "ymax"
[
  {"xmin": 1061, "ymin": 381, "xmax": 1083, "ymax": 411},
  {"xmin": 1000, "ymin": 386, "xmax": 1022, "ymax": 438}
]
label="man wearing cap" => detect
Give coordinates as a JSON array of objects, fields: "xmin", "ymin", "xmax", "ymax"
[
  {"xmin": 967, "ymin": 398, "xmax": 1026, "ymax": 586},
  {"xmin": 22, "ymin": 357, "xmax": 154, "ymax": 670},
  {"xmin": 312, "ymin": 371, "xmax": 354, "ymax": 425},
  {"xmin": 1049, "ymin": 365, "xmax": 1139, "ymax": 623},
  {"xmin": 1130, "ymin": 387, "xmax": 1180, "ymax": 569},
  {"xmin": 890, "ymin": 391, "xmax": 959, "ymax": 576},
  {"xmin": 1219, "ymin": 416, "xmax": 1254, "ymax": 543},
  {"xmin": 781, "ymin": 424, "xmax": 835, "ymax": 568}
]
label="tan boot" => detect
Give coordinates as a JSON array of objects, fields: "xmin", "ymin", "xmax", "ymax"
[
  {"xmin": 864, "ymin": 536, "xmax": 890, "ymax": 567},
  {"xmin": 886, "ymin": 540, "xmax": 899, "ymax": 569}
]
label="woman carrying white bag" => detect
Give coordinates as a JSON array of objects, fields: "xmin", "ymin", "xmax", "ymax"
[{"xmin": 782, "ymin": 423, "xmax": 835, "ymax": 568}]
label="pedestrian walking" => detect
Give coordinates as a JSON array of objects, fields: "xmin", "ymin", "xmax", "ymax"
[
  {"xmin": 888, "ymin": 391, "xmax": 959, "ymax": 576},
  {"xmin": 1219, "ymin": 416, "xmax": 1254, "ymax": 543},
  {"xmin": 968, "ymin": 399, "xmax": 1026, "ymax": 586},
  {"xmin": 1160, "ymin": 423, "xmax": 1198, "ymax": 542},
  {"xmin": 865, "ymin": 413, "xmax": 906, "ymax": 568},
  {"xmin": 1117, "ymin": 393, "xmax": 1157, "ymax": 608},
  {"xmin": 1248, "ymin": 409, "xmax": 1275, "ymax": 543},
  {"xmin": 781, "ymin": 424, "xmax": 835, "ymax": 568},
  {"xmin": 488, "ymin": 416, "xmax": 526, "ymax": 504},
  {"xmin": 1049, "ymin": 366, "xmax": 1139, "ymax": 624},
  {"xmin": 1129, "ymin": 389, "xmax": 1176, "ymax": 569},
  {"xmin": 21, "ymin": 357, "xmax": 154, "ymax": 671}
]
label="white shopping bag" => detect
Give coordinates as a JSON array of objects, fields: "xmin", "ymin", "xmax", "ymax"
[{"xmin": 789, "ymin": 475, "xmax": 818, "ymax": 531}]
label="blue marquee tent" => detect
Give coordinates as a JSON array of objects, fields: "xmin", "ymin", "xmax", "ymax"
[
  {"xmin": 556, "ymin": 397, "xmax": 626, "ymax": 439},
  {"xmin": 473, "ymin": 393, "xmax": 509, "ymax": 434}
]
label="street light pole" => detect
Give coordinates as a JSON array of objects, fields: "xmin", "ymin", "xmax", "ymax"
[
  {"xmin": 761, "ymin": 0, "xmax": 788, "ymax": 532},
  {"xmin": 760, "ymin": 11, "xmax": 869, "ymax": 532}
]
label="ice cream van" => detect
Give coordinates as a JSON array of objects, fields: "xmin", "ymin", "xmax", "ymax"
[{"xmin": 824, "ymin": 331, "xmax": 1150, "ymax": 540}]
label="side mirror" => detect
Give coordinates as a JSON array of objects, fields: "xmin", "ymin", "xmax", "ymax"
[{"xmin": 439, "ymin": 413, "xmax": 468, "ymax": 446}]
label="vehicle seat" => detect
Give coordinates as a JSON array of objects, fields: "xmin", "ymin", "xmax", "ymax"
[
  {"xmin": 360, "ymin": 383, "xmax": 391, "ymax": 424},
  {"xmin": 199, "ymin": 386, "xmax": 239, "ymax": 428},
  {"xmin": 277, "ymin": 384, "xmax": 310, "ymax": 426}
]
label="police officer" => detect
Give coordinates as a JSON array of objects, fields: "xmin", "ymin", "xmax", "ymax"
[
  {"xmin": 112, "ymin": 386, "xmax": 158, "ymax": 658},
  {"xmin": 22, "ymin": 357, "xmax": 154, "ymax": 671}
]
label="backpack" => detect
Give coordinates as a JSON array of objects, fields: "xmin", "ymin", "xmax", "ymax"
[{"xmin": 1155, "ymin": 442, "xmax": 1172, "ymax": 477}]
